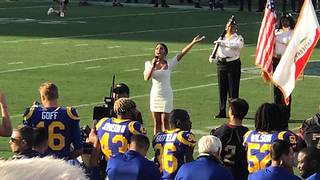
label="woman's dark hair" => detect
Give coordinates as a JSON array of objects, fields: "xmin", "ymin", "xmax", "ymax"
[
  {"xmin": 155, "ymin": 43, "xmax": 168, "ymax": 55},
  {"xmin": 255, "ymin": 103, "xmax": 282, "ymax": 132},
  {"xmin": 278, "ymin": 13, "xmax": 295, "ymax": 29}
]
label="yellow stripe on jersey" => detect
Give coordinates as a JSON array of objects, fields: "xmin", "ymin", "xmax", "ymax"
[
  {"xmin": 23, "ymin": 108, "xmax": 35, "ymax": 120},
  {"xmin": 177, "ymin": 131, "xmax": 195, "ymax": 147},
  {"xmin": 66, "ymin": 107, "xmax": 79, "ymax": 120},
  {"xmin": 112, "ymin": 118, "xmax": 130, "ymax": 124},
  {"xmin": 278, "ymin": 131, "xmax": 286, "ymax": 140},
  {"xmin": 96, "ymin": 117, "xmax": 107, "ymax": 130},
  {"xmin": 243, "ymin": 130, "xmax": 253, "ymax": 146},
  {"xmin": 128, "ymin": 121, "xmax": 141, "ymax": 135}
]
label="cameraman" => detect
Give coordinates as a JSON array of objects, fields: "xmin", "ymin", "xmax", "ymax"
[
  {"xmin": 96, "ymin": 98, "xmax": 146, "ymax": 160},
  {"xmin": 112, "ymin": 83, "xmax": 143, "ymax": 124}
]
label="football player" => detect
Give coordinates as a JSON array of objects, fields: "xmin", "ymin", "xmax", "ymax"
[
  {"xmin": 213, "ymin": 98, "xmax": 249, "ymax": 180},
  {"xmin": 153, "ymin": 109, "xmax": 196, "ymax": 179},
  {"xmin": 243, "ymin": 103, "xmax": 297, "ymax": 174},
  {"xmin": 23, "ymin": 82, "xmax": 83, "ymax": 160},
  {"xmin": 95, "ymin": 98, "xmax": 146, "ymax": 160},
  {"xmin": 47, "ymin": 0, "xmax": 69, "ymax": 17}
]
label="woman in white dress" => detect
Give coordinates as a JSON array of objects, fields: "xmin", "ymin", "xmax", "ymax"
[{"xmin": 144, "ymin": 35, "xmax": 205, "ymax": 134}]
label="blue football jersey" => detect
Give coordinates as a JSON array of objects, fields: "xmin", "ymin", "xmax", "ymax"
[
  {"xmin": 96, "ymin": 117, "xmax": 146, "ymax": 160},
  {"xmin": 23, "ymin": 106, "xmax": 83, "ymax": 159},
  {"xmin": 152, "ymin": 128, "xmax": 196, "ymax": 180},
  {"xmin": 243, "ymin": 130, "xmax": 297, "ymax": 173}
]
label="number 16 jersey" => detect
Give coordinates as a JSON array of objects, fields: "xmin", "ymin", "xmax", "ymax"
[{"xmin": 23, "ymin": 106, "xmax": 83, "ymax": 159}]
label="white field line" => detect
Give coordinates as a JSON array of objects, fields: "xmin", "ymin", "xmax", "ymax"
[
  {"xmin": 107, "ymin": 46, "xmax": 121, "ymax": 49},
  {"xmin": 41, "ymin": 42, "xmax": 54, "ymax": 45},
  {"xmin": 192, "ymin": 129, "xmax": 209, "ymax": 135},
  {"xmin": 205, "ymin": 73, "xmax": 217, "ymax": 77},
  {"xmin": 1, "ymin": 22, "xmax": 260, "ymax": 44},
  {"xmin": 125, "ymin": 68, "xmax": 140, "ymax": 72},
  {"xmin": 75, "ymin": 44, "xmax": 89, "ymax": 47},
  {"xmin": 8, "ymin": 62, "xmax": 23, "ymax": 65},
  {"xmin": 0, "ymin": 48, "xmax": 210, "ymax": 74},
  {"xmin": 10, "ymin": 75, "xmax": 259, "ymax": 118},
  {"xmin": 85, "ymin": 66, "xmax": 100, "ymax": 70},
  {"xmin": 64, "ymin": 10, "xmax": 197, "ymax": 21},
  {"xmin": 0, "ymin": 53, "xmax": 150, "ymax": 74},
  {"xmin": 0, "ymin": 5, "xmax": 47, "ymax": 10}
]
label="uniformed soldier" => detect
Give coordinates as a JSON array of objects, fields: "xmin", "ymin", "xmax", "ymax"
[{"xmin": 209, "ymin": 17, "xmax": 244, "ymax": 118}]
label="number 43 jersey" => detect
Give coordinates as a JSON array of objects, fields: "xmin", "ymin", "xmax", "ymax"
[
  {"xmin": 96, "ymin": 117, "xmax": 146, "ymax": 160},
  {"xmin": 243, "ymin": 130, "xmax": 297, "ymax": 174},
  {"xmin": 152, "ymin": 128, "xmax": 196, "ymax": 180},
  {"xmin": 23, "ymin": 106, "xmax": 83, "ymax": 159}
]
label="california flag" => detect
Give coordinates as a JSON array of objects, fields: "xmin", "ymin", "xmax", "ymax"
[{"xmin": 272, "ymin": 0, "xmax": 320, "ymax": 104}]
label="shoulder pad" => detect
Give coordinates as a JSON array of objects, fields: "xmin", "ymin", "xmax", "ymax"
[
  {"xmin": 96, "ymin": 117, "xmax": 108, "ymax": 130},
  {"xmin": 177, "ymin": 131, "xmax": 196, "ymax": 147},
  {"xmin": 128, "ymin": 121, "xmax": 147, "ymax": 135},
  {"xmin": 243, "ymin": 130, "xmax": 253, "ymax": 145},
  {"xmin": 23, "ymin": 107, "xmax": 35, "ymax": 120},
  {"xmin": 66, "ymin": 106, "xmax": 80, "ymax": 120}
]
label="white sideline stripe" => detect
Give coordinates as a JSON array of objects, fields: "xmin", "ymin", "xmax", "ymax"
[
  {"xmin": 41, "ymin": 42, "xmax": 53, "ymax": 45},
  {"xmin": 75, "ymin": 44, "xmax": 89, "ymax": 47},
  {"xmin": 192, "ymin": 129, "xmax": 209, "ymax": 135},
  {"xmin": 8, "ymin": 62, "xmax": 23, "ymax": 65},
  {"xmin": 0, "ymin": 6, "xmax": 47, "ymax": 10},
  {"xmin": 10, "ymin": 75, "xmax": 258, "ymax": 118},
  {"xmin": 0, "ymin": 53, "xmax": 150, "ymax": 74},
  {"xmin": 107, "ymin": 46, "xmax": 121, "ymax": 49},
  {"xmin": 205, "ymin": 73, "xmax": 217, "ymax": 77},
  {"xmin": 125, "ymin": 68, "xmax": 140, "ymax": 72},
  {"xmin": 0, "ymin": 48, "xmax": 210, "ymax": 74},
  {"xmin": 64, "ymin": 10, "xmax": 196, "ymax": 21},
  {"xmin": 85, "ymin": 66, "xmax": 100, "ymax": 70},
  {"xmin": 1, "ymin": 22, "xmax": 260, "ymax": 43},
  {"xmin": 171, "ymin": 71, "xmax": 181, "ymax": 74}
]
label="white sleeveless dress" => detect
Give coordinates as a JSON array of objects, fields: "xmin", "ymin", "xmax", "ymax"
[{"xmin": 144, "ymin": 55, "xmax": 178, "ymax": 113}]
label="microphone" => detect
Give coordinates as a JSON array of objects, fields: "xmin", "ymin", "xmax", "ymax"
[{"xmin": 153, "ymin": 56, "xmax": 159, "ymax": 67}]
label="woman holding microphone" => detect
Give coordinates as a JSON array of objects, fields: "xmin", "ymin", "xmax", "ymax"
[{"xmin": 144, "ymin": 35, "xmax": 205, "ymax": 135}]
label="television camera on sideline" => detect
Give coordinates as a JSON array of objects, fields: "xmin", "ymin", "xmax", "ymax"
[{"xmin": 92, "ymin": 76, "xmax": 143, "ymax": 124}]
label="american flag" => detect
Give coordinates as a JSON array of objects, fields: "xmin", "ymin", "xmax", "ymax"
[{"xmin": 255, "ymin": 0, "xmax": 277, "ymax": 80}]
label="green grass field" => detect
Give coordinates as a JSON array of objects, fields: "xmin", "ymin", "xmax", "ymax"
[{"xmin": 0, "ymin": 0, "xmax": 319, "ymax": 167}]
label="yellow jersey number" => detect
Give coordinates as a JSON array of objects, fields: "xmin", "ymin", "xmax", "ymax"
[
  {"xmin": 36, "ymin": 121, "xmax": 65, "ymax": 151},
  {"xmin": 154, "ymin": 143, "xmax": 178, "ymax": 174},
  {"xmin": 247, "ymin": 143, "xmax": 271, "ymax": 173},
  {"xmin": 100, "ymin": 132, "xmax": 128, "ymax": 159}
]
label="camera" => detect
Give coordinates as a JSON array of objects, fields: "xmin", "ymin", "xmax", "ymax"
[
  {"xmin": 80, "ymin": 125, "xmax": 94, "ymax": 154},
  {"xmin": 92, "ymin": 75, "xmax": 116, "ymax": 121}
]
